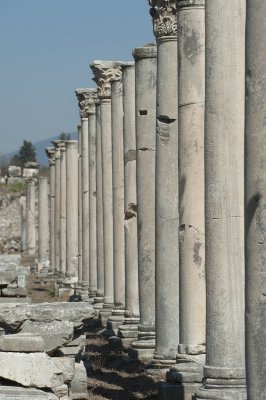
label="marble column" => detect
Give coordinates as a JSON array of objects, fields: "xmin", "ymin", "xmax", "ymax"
[
  {"xmin": 60, "ymin": 143, "xmax": 67, "ymax": 276},
  {"xmin": 131, "ymin": 44, "xmax": 157, "ymax": 361},
  {"xmin": 88, "ymin": 94, "xmax": 97, "ymax": 296},
  {"xmin": 149, "ymin": 0, "xmax": 179, "ymax": 366},
  {"xmin": 45, "ymin": 147, "xmax": 56, "ymax": 271},
  {"xmin": 194, "ymin": 0, "xmax": 246, "ymax": 398},
  {"xmin": 77, "ymin": 125, "xmax": 83, "ymax": 284},
  {"xmin": 52, "ymin": 142, "xmax": 61, "ymax": 273},
  {"xmin": 245, "ymin": 1, "xmax": 266, "ymax": 398},
  {"xmin": 117, "ymin": 62, "xmax": 140, "ymax": 344},
  {"xmin": 38, "ymin": 177, "xmax": 49, "ymax": 269},
  {"xmin": 26, "ymin": 178, "xmax": 36, "ymax": 256},
  {"xmin": 94, "ymin": 100, "xmax": 105, "ymax": 313},
  {"xmin": 65, "ymin": 140, "xmax": 79, "ymax": 281},
  {"xmin": 107, "ymin": 76, "xmax": 125, "ymax": 331},
  {"xmin": 20, "ymin": 196, "xmax": 27, "ymax": 252},
  {"xmin": 91, "ymin": 61, "xmax": 122, "ymax": 325},
  {"xmin": 161, "ymin": 0, "xmax": 206, "ymax": 397}
]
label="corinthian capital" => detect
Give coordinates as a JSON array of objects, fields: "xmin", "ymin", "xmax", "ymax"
[
  {"xmin": 149, "ymin": 0, "xmax": 177, "ymax": 38},
  {"xmin": 45, "ymin": 147, "xmax": 56, "ymax": 161},
  {"xmin": 75, "ymin": 88, "xmax": 97, "ymax": 117},
  {"xmin": 90, "ymin": 61, "xmax": 122, "ymax": 99}
]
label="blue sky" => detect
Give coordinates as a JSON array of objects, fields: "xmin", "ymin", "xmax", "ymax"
[{"xmin": 0, "ymin": 0, "xmax": 153, "ymax": 155}]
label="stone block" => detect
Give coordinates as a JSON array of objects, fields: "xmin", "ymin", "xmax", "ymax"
[
  {"xmin": 7, "ymin": 177, "xmax": 24, "ymax": 185},
  {"xmin": 0, "ymin": 352, "xmax": 72, "ymax": 389},
  {"xmin": 58, "ymin": 335, "xmax": 85, "ymax": 357},
  {"xmin": 0, "ymin": 297, "xmax": 31, "ymax": 304},
  {"xmin": 17, "ymin": 274, "xmax": 27, "ymax": 288},
  {"xmin": 0, "ymin": 254, "xmax": 21, "ymax": 265},
  {"xmin": 0, "ymin": 302, "xmax": 95, "ymax": 332},
  {"xmin": 70, "ymin": 362, "xmax": 88, "ymax": 400},
  {"xmin": 23, "ymin": 168, "xmax": 39, "ymax": 178},
  {"xmin": 2, "ymin": 287, "xmax": 27, "ymax": 297},
  {"xmin": 0, "ymin": 332, "xmax": 67, "ymax": 354},
  {"xmin": 0, "ymin": 386, "xmax": 59, "ymax": 399},
  {"xmin": 24, "ymin": 161, "xmax": 39, "ymax": 169},
  {"xmin": 8, "ymin": 166, "xmax": 21, "ymax": 177},
  {"xmin": 20, "ymin": 320, "xmax": 74, "ymax": 342},
  {"xmin": 0, "ymin": 272, "xmax": 17, "ymax": 286}
]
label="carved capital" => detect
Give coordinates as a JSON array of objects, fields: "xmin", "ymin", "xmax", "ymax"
[
  {"xmin": 75, "ymin": 88, "xmax": 97, "ymax": 117},
  {"xmin": 45, "ymin": 147, "xmax": 56, "ymax": 162},
  {"xmin": 90, "ymin": 61, "xmax": 122, "ymax": 99},
  {"xmin": 149, "ymin": 0, "xmax": 177, "ymax": 37}
]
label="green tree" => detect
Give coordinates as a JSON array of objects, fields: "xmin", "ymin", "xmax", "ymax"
[
  {"xmin": 58, "ymin": 132, "xmax": 70, "ymax": 140},
  {"xmin": 11, "ymin": 140, "xmax": 36, "ymax": 167}
]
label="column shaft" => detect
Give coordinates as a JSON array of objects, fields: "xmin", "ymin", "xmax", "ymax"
[
  {"xmin": 78, "ymin": 125, "xmax": 83, "ymax": 283},
  {"xmin": 49, "ymin": 155, "xmax": 55, "ymax": 271},
  {"xmin": 54, "ymin": 152, "xmax": 61, "ymax": 271},
  {"xmin": 89, "ymin": 112, "xmax": 97, "ymax": 295},
  {"xmin": 38, "ymin": 177, "xmax": 49, "ymax": 266},
  {"xmin": 195, "ymin": 0, "xmax": 246, "ymax": 397},
  {"xmin": 245, "ymin": 0, "xmax": 266, "ymax": 397},
  {"xmin": 26, "ymin": 179, "xmax": 36, "ymax": 256},
  {"xmin": 20, "ymin": 196, "xmax": 27, "ymax": 252},
  {"xmin": 60, "ymin": 146, "xmax": 66, "ymax": 275}
]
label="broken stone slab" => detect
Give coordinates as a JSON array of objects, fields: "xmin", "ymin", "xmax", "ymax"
[
  {"xmin": 56, "ymin": 335, "xmax": 86, "ymax": 357},
  {"xmin": 2, "ymin": 287, "xmax": 27, "ymax": 297},
  {"xmin": 0, "ymin": 333, "xmax": 66, "ymax": 354},
  {"xmin": 0, "ymin": 297, "xmax": 31, "ymax": 304},
  {"xmin": 70, "ymin": 362, "xmax": 88, "ymax": 400},
  {"xmin": 0, "ymin": 302, "xmax": 95, "ymax": 332},
  {"xmin": 20, "ymin": 320, "xmax": 74, "ymax": 342},
  {"xmin": 0, "ymin": 254, "xmax": 21, "ymax": 264},
  {"xmin": 0, "ymin": 272, "xmax": 17, "ymax": 286},
  {"xmin": 0, "ymin": 352, "xmax": 75, "ymax": 389},
  {"xmin": 0, "ymin": 386, "xmax": 59, "ymax": 400}
]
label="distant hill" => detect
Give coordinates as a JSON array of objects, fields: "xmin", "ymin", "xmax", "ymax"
[{"xmin": 4, "ymin": 132, "xmax": 77, "ymax": 167}]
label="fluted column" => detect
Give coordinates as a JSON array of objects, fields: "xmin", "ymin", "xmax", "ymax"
[
  {"xmin": 245, "ymin": 1, "xmax": 266, "ymax": 398},
  {"xmin": 94, "ymin": 101, "xmax": 105, "ymax": 313},
  {"xmin": 161, "ymin": 1, "xmax": 206, "ymax": 397},
  {"xmin": 38, "ymin": 177, "xmax": 49, "ymax": 269},
  {"xmin": 65, "ymin": 140, "xmax": 79, "ymax": 280},
  {"xmin": 194, "ymin": 0, "xmax": 246, "ymax": 398},
  {"xmin": 91, "ymin": 61, "xmax": 122, "ymax": 325},
  {"xmin": 20, "ymin": 196, "xmax": 27, "ymax": 252},
  {"xmin": 26, "ymin": 178, "xmax": 36, "ymax": 256},
  {"xmin": 107, "ymin": 77, "xmax": 125, "ymax": 331},
  {"xmin": 45, "ymin": 147, "xmax": 56, "ymax": 272},
  {"xmin": 149, "ymin": 0, "xmax": 179, "ymax": 366},
  {"xmin": 131, "ymin": 44, "xmax": 157, "ymax": 361},
  {"xmin": 60, "ymin": 143, "xmax": 67, "ymax": 275}
]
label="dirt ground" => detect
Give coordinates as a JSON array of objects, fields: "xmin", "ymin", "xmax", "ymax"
[{"xmin": 22, "ymin": 254, "xmax": 163, "ymax": 399}]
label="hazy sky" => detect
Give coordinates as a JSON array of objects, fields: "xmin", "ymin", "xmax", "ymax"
[{"xmin": 0, "ymin": 0, "xmax": 153, "ymax": 155}]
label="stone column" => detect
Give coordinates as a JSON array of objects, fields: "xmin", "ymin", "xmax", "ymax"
[
  {"xmin": 245, "ymin": 1, "xmax": 266, "ymax": 398},
  {"xmin": 149, "ymin": 0, "xmax": 179, "ymax": 366},
  {"xmin": 26, "ymin": 178, "xmax": 36, "ymax": 256},
  {"xmin": 117, "ymin": 62, "xmax": 140, "ymax": 344},
  {"xmin": 161, "ymin": 1, "xmax": 206, "ymax": 397},
  {"xmin": 20, "ymin": 196, "xmax": 27, "ymax": 252},
  {"xmin": 107, "ymin": 77, "xmax": 125, "ymax": 331},
  {"xmin": 131, "ymin": 45, "xmax": 157, "ymax": 361},
  {"xmin": 65, "ymin": 140, "xmax": 79, "ymax": 281},
  {"xmin": 94, "ymin": 100, "xmax": 105, "ymax": 313},
  {"xmin": 88, "ymin": 95, "xmax": 98, "ymax": 297},
  {"xmin": 77, "ymin": 125, "xmax": 83, "ymax": 284},
  {"xmin": 194, "ymin": 0, "xmax": 246, "ymax": 398},
  {"xmin": 60, "ymin": 143, "xmax": 67, "ymax": 276},
  {"xmin": 45, "ymin": 147, "xmax": 56, "ymax": 271},
  {"xmin": 91, "ymin": 61, "xmax": 122, "ymax": 325},
  {"xmin": 52, "ymin": 142, "xmax": 61, "ymax": 273},
  {"xmin": 38, "ymin": 177, "xmax": 49, "ymax": 269}
]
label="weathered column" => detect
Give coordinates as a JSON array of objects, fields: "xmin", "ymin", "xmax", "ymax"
[
  {"xmin": 194, "ymin": 0, "xmax": 246, "ymax": 398},
  {"xmin": 75, "ymin": 89, "xmax": 90, "ymax": 292},
  {"xmin": 94, "ymin": 100, "xmax": 105, "ymax": 313},
  {"xmin": 20, "ymin": 196, "xmax": 27, "ymax": 252},
  {"xmin": 45, "ymin": 147, "xmax": 56, "ymax": 271},
  {"xmin": 60, "ymin": 142, "xmax": 67, "ymax": 276},
  {"xmin": 117, "ymin": 62, "xmax": 139, "ymax": 344},
  {"xmin": 52, "ymin": 142, "xmax": 61, "ymax": 273},
  {"xmin": 77, "ymin": 125, "xmax": 83, "ymax": 284},
  {"xmin": 65, "ymin": 140, "xmax": 79, "ymax": 281},
  {"xmin": 161, "ymin": 1, "xmax": 206, "ymax": 397},
  {"xmin": 131, "ymin": 44, "xmax": 157, "ymax": 361},
  {"xmin": 149, "ymin": 0, "xmax": 179, "ymax": 366},
  {"xmin": 26, "ymin": 178, "xmax": 36, "ymax": 256},
  {"xmin": 88, "ymin": 93, "xmax": 97, "ymax": 296},
  {"xmin": 38, "ymin": 177, "xmax": 49, "ymax": 269},
  {"xmin": 107, "ymin": 76, "xmax": 125, "ymax": 331},
  {"xmin": 245, "ymin": 1, "xmax": 266, "ymax": 398},
  {"xmin": 91, "ymin": 61, "xmax": 122, "ymax": 325}
]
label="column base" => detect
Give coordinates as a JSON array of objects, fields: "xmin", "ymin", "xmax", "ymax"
[
  {"xmin": 148, "ymin": 353, "xmax": 177, "ymax": 371},
  {"xmin": 117, "ymin": 317, "xmax": 140, "ymax": 341},
  {"xmin": 99, "ymin": 303, "xmax": 113, "ymax": 327},
  {"xmin": 158, "ymin": 380, "xmax": 202, "ymax": 400},
  {"xmin": 194, "ymin": 385, "xmax": 247, "ymax": 400},
  {"xmin": 129, "ymin": 326, "xmax": 156, "ymax": 362},
  {"xmin": 107, "ymin": 309, "xmax": 125, "ymax": 333},
  {"xmin": 94, "ymin": 296, "xmax": 104, "ymax": 316}
]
